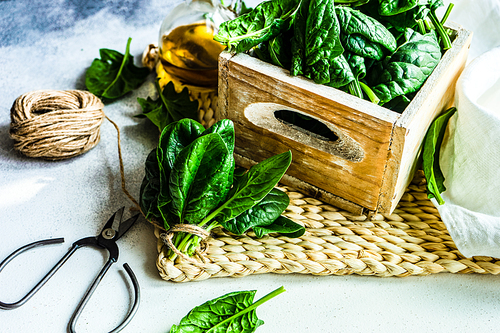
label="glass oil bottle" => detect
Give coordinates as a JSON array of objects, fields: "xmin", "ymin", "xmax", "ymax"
[{"xmin": 157, "ymin": 0, "xmax": 234, "ymax": 89}]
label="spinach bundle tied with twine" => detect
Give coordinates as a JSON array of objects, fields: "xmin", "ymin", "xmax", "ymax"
[
  {"xmin": 215, "ymin": 0, "xmax": 455, "ymax": 112},
  {"xmin": 139, "ymin": 118, "xmax": 305, "ymax": 261}
]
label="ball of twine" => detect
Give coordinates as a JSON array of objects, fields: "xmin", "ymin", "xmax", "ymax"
[{"xmin": 9, "ymin": 90, "xmax": 105, "ymax": 160}]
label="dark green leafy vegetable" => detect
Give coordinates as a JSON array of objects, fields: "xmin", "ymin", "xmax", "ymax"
[
  {"xmin": 136, "ymin": 80, "xmax": 199, "ymax": 132},
  {"xmin": 254, "ymin": 216, "xmax": 306, "ymax": 238},
  {"xmin": 422, "ymin": 107, "xmax": 456, "ymax": 205},
  {"xmin": 85, "ymin": 37, "xmax": 150, "ymax": 101},
  {"xmin": 222, "ymin": 188, "xmax": 291, "ymax": 235},
  {"xmin": 170, "ymin": 286, "xmax": 286, "ymax": 333},
  {"xmin": 341, "ymin": 33, "xmax": 385, "ymax": 61},
  {"xmin": 336, "ymin": 6, "xmax": 397, "ymax": 53},
  {"xmin": 368, "ymin": 29, "xmax": 441, "ymax": 104},
  {"xmin": 268, "ymin": 31, "xmax": 293, "ymax": 68},
  {"xmin": 378, "ymin": 0, "xmax": 419, "ymax": 16},
  {"xmin": 208, "ymin": 151, "xmax": 292, "ymax": 225},
  {"xmin": 140, "ymin": 118, "xmax": 303, "ymax": 260},
  {"xmin": 290, "ymin": 0, "xmax": 308, "ymax": 76},
  {"xmin": 169, "ymin": 134, "xmax": 233, "ymax": 224},
  {"xmin": 214, "ymin": 0, "xmax": 301, "ymax": 53},
  {"xmin": 303, "ymin": 0, "xmax": 344, "ymax": 83},
  {"xmin": 325, "ymin": 54, "xmax": 355, "ymax": 89},
  {"xmin": 139, "ymin": 149, "xmax": 162, "ymax": 221},
  {"xmin": 216, "ymin": 0, "xmax": 451, "ymax": 109}
]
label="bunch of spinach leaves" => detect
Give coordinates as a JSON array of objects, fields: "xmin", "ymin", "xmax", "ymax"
[
  {"xmin": 170, "ymin": 286, "xmax": 285, "ymax": 333},
  {"xmin": 140, "ymin": 118, "xmax": 305, "ymax": 260},
  {"xmin": 85, "ymin": 37, "xmax": 150, "ymax": 102},
  {"xmin": 215, "ymin": 0, "xmax": 454, "ymax": 112}
]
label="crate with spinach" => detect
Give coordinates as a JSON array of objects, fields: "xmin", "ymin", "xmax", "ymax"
[{"xmin": 214, "ymin": 0, "xmax": 455, "ymax": 113}]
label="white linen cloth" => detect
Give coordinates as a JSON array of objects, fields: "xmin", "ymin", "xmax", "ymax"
[{"xmin": 433, "ymin": 45, "xmax": 500, "ymax": 258}]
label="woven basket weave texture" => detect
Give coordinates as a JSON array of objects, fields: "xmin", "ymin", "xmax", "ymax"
[{"xmin": 155, "ymin": 171, "xmax": 500, "ymax": 282}]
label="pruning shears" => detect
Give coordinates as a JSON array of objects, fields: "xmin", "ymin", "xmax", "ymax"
[{"xmin": 0, "ymin": 207, "xmax": 141, "ymax": 333}]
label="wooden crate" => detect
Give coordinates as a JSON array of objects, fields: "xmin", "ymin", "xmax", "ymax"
[{"xmin": 217, "ymin": 22, "xmax": 472, "ymax": 215}]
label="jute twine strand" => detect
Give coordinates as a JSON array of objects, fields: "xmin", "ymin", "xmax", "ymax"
[
  {"xmin": 160, "ymin": 224, "xmax": 211, "ymax": 265},
  {"xmin": 9, "ymin": 89, "xmax": 140, "ymax": 209},
  {"xmin": 155, "ymin": 171, "xmax": 500, "ymax": 282},
  {"xmin": 10, "ymin": 90, "xmax": 105, "ymax": 160}
]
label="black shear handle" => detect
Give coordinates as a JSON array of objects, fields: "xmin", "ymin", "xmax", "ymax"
[
  {"xmin": 68, "ymin": 259, "xmax": 140, "ymax": 333},
  {"xmin": 0, "ymin": 238, "xmax": 66, "ymax": 310},
  {"xmin": 0, "ymin": 237, "xmax": 140, "ymax": 333}
]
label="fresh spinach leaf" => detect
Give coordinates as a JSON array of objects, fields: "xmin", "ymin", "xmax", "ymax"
[
  {"xmin": 392, "ymin": 29, "xmax": 442, "ymax": 76},
  {"xmin": 136, "ymin": 80, "xmax": 199, "ymax": 132},
  {"xmin": 304, "ymin": 0, "xmax": 344, "ymax": 84},
  {"xmin": 336, "ymin": 6, "xmax": 397, "ymax": 53},
  {"xmin": 222, "ymin": 188, "xmax": 290, "ymax": 235},
  {"xmin": 368, "ymin": 29, "xmax": 441, "ymax": 103},
  {"xmin": 290, "ymin": 0, "xmax": 308, "ymax": 76},
  {"xmin": 422, "ymin": 107, "xmax": 456, "ymax": 205},
  {"xmin": 253, "ymin": 42, "xmax": 273, "ymax": 63},
  {"xmin": 85, "ymin": 37, "xmax": 149, "ymax": 101},
  {"xmin": 165, "ymin": 119, "xmax": 205, "ymax": 170},
  {"xmin": 214, "ymin": 0, "xmax": 301, "ymax": 53},
  {"xmin": 254, "ymin": 216, "xmax": 305, "ymax": 238},
  {"xmin": 207, "ymin": 151, "xmax": 292, "ymax": 224},
  {"xmin": 378, "ymin": 0, "xmax": 419, "ymax": 16},
  {"xmin": 170, "ymin": 287, "xmax": 286, "ymax": 333},
  {"xmin": 325, "ymin": 54, "xmax": 355, "ymax": 88},
  {"xmin": 201, "ymin": 118, "xmax": 235, "ymax": 152},
  {"xmin": 169, "ymin": 133, "xmax": 232, "ymax": 224},
  {"xmin": 341, "ymin": 33, "xmax": 385, "ymax": 61},
  {"xmin": 139, "ymin": 149, "xmax": 162, "ymax": 221},
  {"xmin": 269, "ymin": 31, "xmax": 293, "ymax": 69},
  {"xmin": 201, "ymin": 119, "xmax": 236, "ymax": 196}
]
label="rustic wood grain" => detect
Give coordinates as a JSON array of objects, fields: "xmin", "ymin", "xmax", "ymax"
[{"xmin": 217, "ymin": 23, "xmax": 472, "ymax": 214}]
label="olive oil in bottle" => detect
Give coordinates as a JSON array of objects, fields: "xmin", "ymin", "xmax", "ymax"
[
  {"xmin": 157, "ymin": 0, "xmax": 233, "ymax": 88},
  {"xmin": 159, "ymin": 21, "xmax": 225, "ymax": 87}
]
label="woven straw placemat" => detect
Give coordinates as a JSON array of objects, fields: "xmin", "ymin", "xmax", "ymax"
[{"xmin": 154, "ymin": 170, "xmax": 500, "ymax": 282}]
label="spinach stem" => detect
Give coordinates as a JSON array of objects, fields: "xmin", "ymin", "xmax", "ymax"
[
  {"xmin": 348, "ymin": 80, "xmax": 363, "ymax": 100},
  {"xmin": 416, "ymin": 19, "xmax": 426, "ymax": 35},
  {"xmin": 359, "ymin": 82, "xmax": 380, "ymax": 105},
  {"xmin": 210, "ymin": 286, "xmax": 286, "ymax": 330},
  {"xmin": 167, "ymin": 220, "xmax": 221, "ymax": 261},
  {"xmin": 428, "ymin": 10, "xmax": 452, "ymax": 50},
  {"xmin": 440, "ymin": 3, "xmax": 454, "ymax": 25}
]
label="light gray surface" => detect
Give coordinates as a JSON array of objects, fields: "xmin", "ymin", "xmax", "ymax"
[{"xmin": 0, "ymin": 1, "xmax": 499, "ymax": 332}]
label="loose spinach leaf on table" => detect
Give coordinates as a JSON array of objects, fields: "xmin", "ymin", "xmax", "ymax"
[
  {"xmin": 422, "ymin": 107, "xmax": 456, "ymax": 205},
  {"xmin": 170, "ymin": 287, "xmax": 286, "ymax": 333},
  {"xmin": 85, "ymin": 37, "xmax": 150, "ymax": 101},
  {"xmin": 214, "ymin": 0, "xmax": 301, "ymax": 53},
  {"xmin": 136, "ymin": 80, "xmax": 199, "ymax": 132}
]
